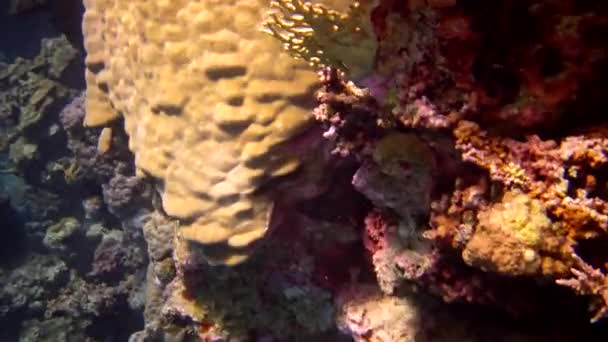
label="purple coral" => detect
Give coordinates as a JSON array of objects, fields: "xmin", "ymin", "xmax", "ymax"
[
  {"xmin": 59, "ymin": 92, "xmax": 85, "ymax": 133},
  {"xmin": 102, "ymin": 174, "xmax": 150, "ymax": 218}
]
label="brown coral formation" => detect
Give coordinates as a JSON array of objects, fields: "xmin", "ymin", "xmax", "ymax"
[
  {"xmin": 462, "ymin": 190, "xmax": 570, "ymax": 277},
  {"xmin": 69, "ymin": 0, "xmax": 608, "ymax": 337},
  {"xmin": 454, "ymin": 121, "xmax": 608, "ymax": 241},
  {"xmin": 81, "ymin": 0, "xmax": 349, "ymax": 265},
  {"xmin": 312, "ymin": 0, "xmax": 608, "ymax": 324}
]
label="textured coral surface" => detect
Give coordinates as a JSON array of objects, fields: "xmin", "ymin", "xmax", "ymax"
[{"xmin": 82, "ymin": 0, "xmax": 332, "ymax": 265}]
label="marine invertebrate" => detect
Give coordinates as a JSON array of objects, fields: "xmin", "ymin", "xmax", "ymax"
[
  {"xmin": 0, "ymin": 254, "xmax": 69, "ymax": 318},
  {"xmin": 0, "ymin": 36, "xmax": 79, "ymax": 175},
  {"xmin": 60, "ymin": 93, "xmax": 132, "ymax": 185},
  {"xmin": 355, "ymin": 132, "xmax": 434, "ymax": 211},
  {"xmin": 335, "ymin": 284, "xmax": 422, "ymax": 341},
  {"xmin": 0, "ymin": 15, "xmax": 150, "ymax": 339},
  {"xmin": 19, "ymin": 317, "xmax": 88, "ymax": 342},
  {"xmin": 0, "ymin": 36, "xmax": 78, "ymax": 134},
  {"xmin": 89, "ymin": 231, "xmax": 129, "ymax": 280},
  {"xmin": 557, "ymin": 253, "xmax": 608, "ymax": 323},
  {"xmin": 454, "ymin": 121, "xmax": 608, "ymax": 240},
  {"xmin": 96, "ymin": 127, "xmax": 112, "ymax": 153},
  {"xmin": 299, "ymin": 0, "xmax": 608, "ymax": 326},
  {"xmin": 82, "ymin": 0, "xmax": 335, "ymax": 265},
  {"xmin": 43, "ymin": 217, "xmax": 82, "ymax": 255},
  {"xmin": 313, "ymin": 67, "xmax": 388, "ymax": 156},
  {"xmin": 335, "ymin": 281, "xmax": 571, "ymax": 342},
  {"xmin": 8, "ymin": 137, "xmax": 38, "ymax": 167},
  {"xmin": 262, "ymin": 0, "xmax": 378, "ymax": 79},
  {"xmin": 462, "ymin": 190, "xmax": 570, "ymax": 277},
  {"xmin": 101, "ymin": 174, "xmax": 150, "ymax": 217}
]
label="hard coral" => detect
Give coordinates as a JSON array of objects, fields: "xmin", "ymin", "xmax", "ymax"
[
  {"xmin": 166, "ymin": 227, "xmax": 341, "ymax": 340},
  {"xmin": 557, "ymin": 253, "xmax": 608, "ymax": 323},
  {"xmin": 304, "ymin": 0, "xmax": 608, "ymax": 326},
  {"xmin": 454, "ymin": 120, "xmax": 608, "ymax": 240},
  {"xmin": 363, "ymin": 209, "xmax": 390, "ymax": 254},
  {"xmin": 425, "ymin": 176, "xmax": 487, "ymax": 250},
  {"xmin": 335, "ymin": 281, "xmax": 570, "ymax": 342},
  {"xmin": 262, "ymin": 0, "xmax": 378, "ymax": 79},
  {"xmin": 60, "ymin": 93, "xmax": 133, "ymax": 185},
  {"xmin": 82, "ymin": 0, "xmax": 325, "ymax": 265},
  {"xmin": 102, "ymin": 174, "xmax": 150, "ymax": 218},
  {"xmin": 463, "ymin": 190, "xmax": 570, "ymax": 277}
]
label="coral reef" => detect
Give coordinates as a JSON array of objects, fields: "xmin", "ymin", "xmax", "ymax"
[
  {"xmin": 0, "ymin": 254, "xmax": 69, "ymax": 318},
  {"xmin": 81, "ymin": 0, "xmax": 339, "ymax": 265},
  {"xmin": 5, "ymin": 0, "xmax": 608, "ymax": 340},
  {"xmin": 462, "ymin": 190, "xmax": 569, "ymax": 277},
  {"xmin": 306, "ymin": 0, "xmax": 608, "ymax": 328},
  {"xmin": 0, "ymin": 35, "xmax": 78, "ymax": 154},
  {"xmin": 0, "ymin": 25, "xmax": 147, "ymax": 340},
  {"xmin": 71, "ymin": 0, "xmax": 608, "ymax": 340},
  {"xmin": 162, "ymin": 195, "xmax": 362, "ymax": 340},
  {"xmin": 19, "ymin": 317, "xmax": 89, "ymax": 342},
  {"xmin": 60, "ymin": 93, "xmax": 136, "ymax": 185},
  {"xmin": 335, "ymin": 284, "xmax": 422, "ymax": 341}
]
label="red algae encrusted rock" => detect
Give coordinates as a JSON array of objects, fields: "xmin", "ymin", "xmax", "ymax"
[{"xmin": 310, "ymin": 0, "xmax": 608, "ymax": 324}]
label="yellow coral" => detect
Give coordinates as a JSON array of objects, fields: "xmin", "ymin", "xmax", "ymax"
[
  {"xmin": 463, "ymin": 190, "xmax": 568, "ymax": 277},
  {"xmin": 82, "ymin": 0, "xmax": 323, "ymax": 265},
  {"xmin": 262, "ymin": 0, "xmax": 378, "ymax": 79},
  {"xmin": 482, "ymin": 191, "xmax": 553, "ymax": 247}
]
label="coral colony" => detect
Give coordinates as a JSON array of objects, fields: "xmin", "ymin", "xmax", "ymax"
[{"xmin": 2, "ymin": 0, "xmax": 608, "ymax": 340}]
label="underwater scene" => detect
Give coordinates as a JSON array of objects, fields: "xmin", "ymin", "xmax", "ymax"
[{"xmin": 2, "ymin": 0, "xmax": 608, "ymax": 341}]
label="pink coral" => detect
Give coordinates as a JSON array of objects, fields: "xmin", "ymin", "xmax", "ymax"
[
  {"xmin": 363, "ymin": 209, "xmax": 390, "ymax": 254},
  {"xmin": 557, "ymin": 253, "xmax": 608, "ymax": 323}
]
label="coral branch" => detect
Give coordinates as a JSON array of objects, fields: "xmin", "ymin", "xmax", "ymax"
[{"xmin": 557, "ymin": 253, "xmax": 608, "ymax": 323}]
